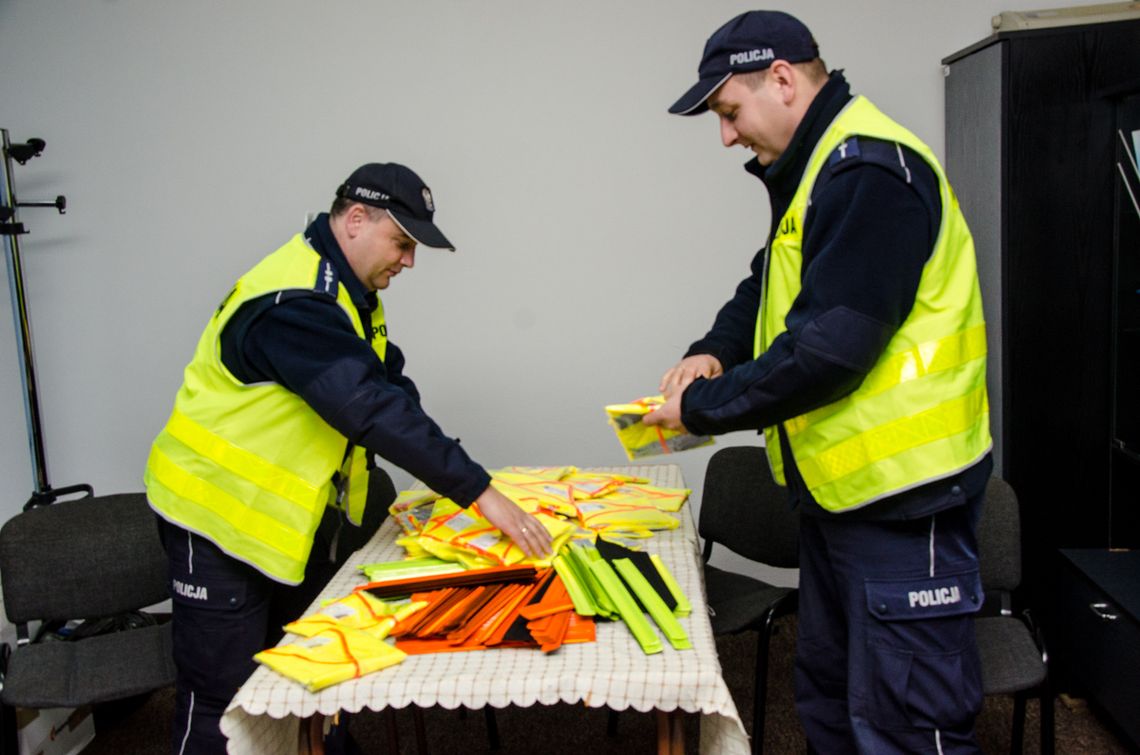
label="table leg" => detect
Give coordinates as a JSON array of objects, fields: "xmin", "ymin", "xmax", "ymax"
[
  {"xmin": 655, "ymin": 709, "xmax": 685, "ymax": 755},
  {"xmin": 299, "ymin": 714, "xmax": 326, "ymax": 755}
]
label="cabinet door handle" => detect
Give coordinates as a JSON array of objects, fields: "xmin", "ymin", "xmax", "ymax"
[{"xmin": 1089, "ymin": 602, "xmax": 1119, "ymax": 621}]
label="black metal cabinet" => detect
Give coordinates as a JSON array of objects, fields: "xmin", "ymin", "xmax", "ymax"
[
  {"xmin": 943, "ymin": 20, "xmax": 1140, "ymax": 611},
  {"xmin": 1054, "ymin": 549, "xmax": 1140, "ymax": 748}
]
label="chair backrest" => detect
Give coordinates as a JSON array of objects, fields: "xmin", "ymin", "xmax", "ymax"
[
  {"xmin": 698, "ymin": 445, "xmax": 799, "ymax": 568},
  {"xmin": 0, "ymin": 493, "xmax": 169, "ymax": 625},
  {"xmin": 977, "ymin": 477, "xmax": 1022, "ymax": 593}
]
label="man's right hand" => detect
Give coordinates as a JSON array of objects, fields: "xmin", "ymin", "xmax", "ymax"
[{"xmin": 658, "ymin": 354, "xmax": 724, "ymax": 396}]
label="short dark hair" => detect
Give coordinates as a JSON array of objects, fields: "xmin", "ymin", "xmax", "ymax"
[
  {"xmin": 330, "ymin": 197, "xmax": 387, "ymax": 221},
  {"xmin": 737, "ymin": 58, "xmax": 828, "ymax": 89}
]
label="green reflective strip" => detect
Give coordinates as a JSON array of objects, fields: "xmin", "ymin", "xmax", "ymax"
[
  {"xmin": 614, "ymin": 559, "xmax": 690, "ymax": 650},
  {"xmin": 360, "ymin": 558, "xmax": 465, "ymax": 582},
  {"xmin": 166, "ymin": 409, "xmax": 325, "ymax": 514},
  {"xmin": 553, "ymin": 554, "xmax": 597, "ymax": 616},
  {"xmin": 797, "ymin": 386, "xmax": 989, "ymax": 489},
  {"xmin": 649, "ymin": 554, "xmax": 691, "ymax": 617},
  {"xmin": 587, "ymin": 558, "xmax": 662, "ymax": 655},
  {"xmin": 786, "ymin": 325, "xmax": 987, "ymax": 437},
  {"xmin": 148, "ymin": 445, "xmax": 310, "ymax": 567},
  {"xmin": 568, "ymin": 544, "xmax": 615, "ymax": 617}
]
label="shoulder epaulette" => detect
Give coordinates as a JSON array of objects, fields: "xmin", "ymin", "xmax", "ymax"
[{"xmin": 828, "ymin": 137, "xmax": 918, "ymax": 185}]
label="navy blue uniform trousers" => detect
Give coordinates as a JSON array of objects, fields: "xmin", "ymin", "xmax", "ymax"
[
  {"xmin": 157, "ymin": 515, "xmax": 341, "ymax": 755},
  {"xmin": 794, "ymin": 490, "xmax": 985, "ymax": 754}
]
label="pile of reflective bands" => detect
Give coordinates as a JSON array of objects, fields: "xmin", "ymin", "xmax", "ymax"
[{"xmin": 254, "ymin": 467, "xmax": 695, "ymax": 691}]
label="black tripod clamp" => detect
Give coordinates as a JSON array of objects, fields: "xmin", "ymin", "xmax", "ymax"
[{"xmin": 24, "ymin": 483, "xmax": 95, "ymax": 511}]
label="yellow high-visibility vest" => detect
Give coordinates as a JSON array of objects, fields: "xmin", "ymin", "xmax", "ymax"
[
  {"xmin": 146, "ymin": 234, "xmax": 386, "ymax": 583},
  {"xmin": 755, "ymin": 96, "xmax": 991, "ymax": 512}
]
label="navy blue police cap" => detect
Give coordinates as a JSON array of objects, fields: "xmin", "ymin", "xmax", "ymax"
[
  {"xmin": 336, "ymin": 162, "xmax": 455, "ymax": 251},
  {"xmin": 669, "ymin": 10, "xmax": 819, "ymax": 116}
]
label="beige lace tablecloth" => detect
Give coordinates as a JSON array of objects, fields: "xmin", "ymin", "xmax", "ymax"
[{"xmin": 220, "ymin": 464, "xmax": 749, "ymax": 754}]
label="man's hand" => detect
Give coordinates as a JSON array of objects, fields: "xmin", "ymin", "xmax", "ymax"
[
  {"xmin": 658, "ymin": 354, "xmax": 723, "ymax": 396},
  {"xmin": 475, "ymin": 485, "xmax": 553, "ymax": 558},
  {"xmin": 641, "ymin": 390, "xmax": 687, "ymax": 432}
]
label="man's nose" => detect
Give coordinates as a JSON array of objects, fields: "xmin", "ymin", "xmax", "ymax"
[{"xmin": 720, "ymin": 118, "xmax": 738, "ymax": 148}]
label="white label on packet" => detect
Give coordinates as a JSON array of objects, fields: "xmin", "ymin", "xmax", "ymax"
[
  {"xmin": 469, "ymin": 533, "xmax": 502, "ymax": 550},
  {"xmin": 321, "ymin": 603, "xmax": 357, "ymax": 620},
  {"xmin": 299, "ymin": 636, "xmax": 332, "ymax": 649},
  {"xmin": 446, "ymin": 512, "xmax": 478, "ymax": 531}
]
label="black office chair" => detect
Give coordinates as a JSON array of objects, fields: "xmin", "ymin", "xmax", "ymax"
[
  {"xmin": 0, "ymin": 492, "xmax": 176, "ymax": 754},
  {"xmin": 974, "ymin": 477, "xmax": 1054, "ymax": 754},
  {"xmin": 698, "ymin": 445, "xmax": 799, "ymax": 754}
]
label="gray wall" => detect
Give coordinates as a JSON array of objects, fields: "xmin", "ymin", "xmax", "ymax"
[{"xmin": 0, "ymin": 2, "xmax": 1108, "ymax": 585}]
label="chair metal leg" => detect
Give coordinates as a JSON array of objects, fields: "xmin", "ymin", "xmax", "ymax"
[
  {"xmin": 0, "ymin": 703, "xmax": 17, "ymax": 755},
  {"xmin": 1010, "ymin": 693, "xmax": 1026, "ymax": 755},
  {"xmin": 0, "ymin": 646, "xmax": 17, "ymax": 755},
  {"xmin": 751, "ymin": 610, "xmax": 776, "ymax": 755},
  {"xmin": 1040, "ymin": 682, "xmax": 1054, "ymax": 755}
]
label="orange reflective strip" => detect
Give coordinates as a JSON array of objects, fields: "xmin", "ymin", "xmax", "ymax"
[{"xmin": 563, "ymin": 613, "xmax": 596, "ymax": 644}]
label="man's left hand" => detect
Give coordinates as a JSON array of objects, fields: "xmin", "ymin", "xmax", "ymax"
[{"xmin": 641, "ymin": 390, "xmax": 687, "ymax": 432}]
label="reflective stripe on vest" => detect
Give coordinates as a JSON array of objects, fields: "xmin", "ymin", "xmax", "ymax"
[
  {"xmin": 145, "ymin": 234, "xmax": 387, "ymax": 583},
  {"xmin": 754, "ymin": 96, "xmax": 991, "ymax": 511}
]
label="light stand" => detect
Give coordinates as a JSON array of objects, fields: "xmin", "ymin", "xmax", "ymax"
[{"xmin": 1, "ymin": 128, "xmax": 92, "ymax": 509}]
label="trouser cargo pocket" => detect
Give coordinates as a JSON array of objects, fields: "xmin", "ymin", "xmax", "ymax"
[{"xmin": 864, "ymin": 568, "xmax": 984, "ymax": 730}]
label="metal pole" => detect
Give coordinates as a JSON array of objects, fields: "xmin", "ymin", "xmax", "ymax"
[{"xmin": 1, "ymin": 127, "xmax": 50, "ymax": 496}]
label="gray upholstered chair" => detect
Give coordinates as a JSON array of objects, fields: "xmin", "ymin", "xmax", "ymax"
[
  {"xmin": 975, "ymin": 477, "xmax": 1054, "ymax": 754},
  {"xmin": 698, "ymin": 445, "xmax": 800, "ymax": 755},
  {"xmin": 0, "ymin": 492, "xmax": 175, "ymax": 749}
]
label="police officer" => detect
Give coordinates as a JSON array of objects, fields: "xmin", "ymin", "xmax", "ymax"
[
  {"xmin": 644, "ymin": 11, "xmax": 993, "ymax": 753},
  {"xmin": 145, "ymin": 163, "xmax": 552, "ymax": 754}
]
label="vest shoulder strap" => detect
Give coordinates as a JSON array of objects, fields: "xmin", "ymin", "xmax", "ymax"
[{"xmin": 821, "ymin": 136, "xmax": 923, "ymax": 183}]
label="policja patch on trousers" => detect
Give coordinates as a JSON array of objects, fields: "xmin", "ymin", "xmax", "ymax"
[{"xmin": 864, "ymin": 568, "xmax": 983, "ymax": 621}]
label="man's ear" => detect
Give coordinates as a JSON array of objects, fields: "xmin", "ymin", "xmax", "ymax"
[
  {"xmin": 767, "ymin": 60, "xmax": 797, "ymax": 104},
  {"xmin": 343, "ymin": 204, "xmax": 366, "ymax": 238}
]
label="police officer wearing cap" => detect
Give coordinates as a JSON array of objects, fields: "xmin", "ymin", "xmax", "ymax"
[
  {"xmin": 145, "ymin": 163, "xmax": 552, "ymax": 753},
  {"xmin": 644, "ymin": 11, "xmax": 993, "ymax": 753}
]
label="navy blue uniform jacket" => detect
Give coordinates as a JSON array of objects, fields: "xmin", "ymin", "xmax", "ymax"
[
  {"xmin": 679, "ymin": 71, "xmax": 991, "ymax": 519},
  {"xmin": 218, "ymin": 213, "xmax": 491, "ymax": 507}
]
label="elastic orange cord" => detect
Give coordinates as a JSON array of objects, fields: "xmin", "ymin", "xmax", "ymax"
[
  {"xmin": 261, "ymin": 627, "xmax": 361, "ymax": 679},
  {"xmin": 331, "ymin": 628, "xmax": 362, "ymax": 679}
]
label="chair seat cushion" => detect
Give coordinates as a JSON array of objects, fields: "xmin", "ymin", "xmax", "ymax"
[
  {"xmin": 2, "ymin": 622, "xmax": 176, "ymax": 708},
  {"xmin": 974, "ymin": 615, "xmax": 1046, "ymax": 695},
  {"xmin": 703, "ymin": 563, "xmax": 795, "ymax": 635}
]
